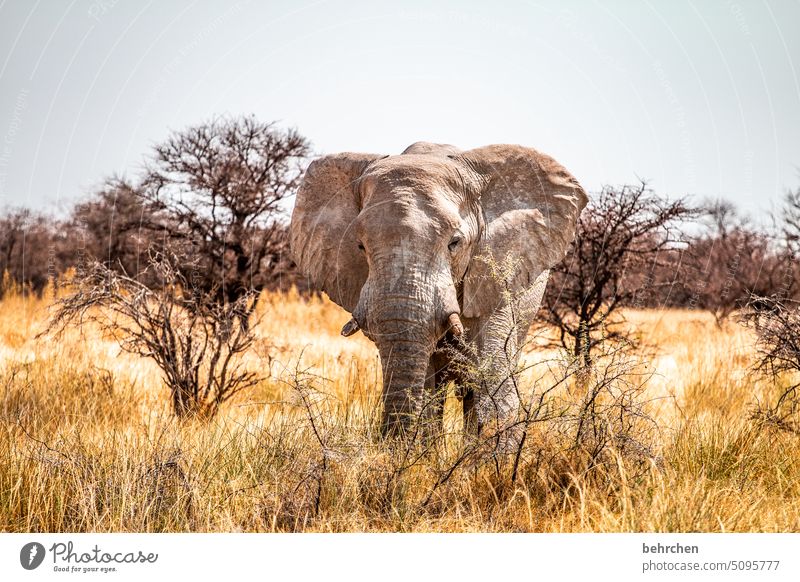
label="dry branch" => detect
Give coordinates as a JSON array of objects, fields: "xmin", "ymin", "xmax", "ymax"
[{"xmin": 43, "ymin": 250, "xmax": 261, "ymax": 419}]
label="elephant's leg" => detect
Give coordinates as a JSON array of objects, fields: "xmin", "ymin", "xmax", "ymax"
[
  {"xmin": 462, "ymin": 389, "xmax": 478, "ymax": 436},
  {"xmin": 460, "ymin": 314, "xmax": 517, "ymax": 438},
  {"xmin": 464, "ymin": 272, "xmax": 549, "ymax": 450},
  {"xmin": 418, "ymin": 358, "xmax": 446, "ymax": 439},
  {"xmin": 429, "ymin": 337, "xmax": 478, "ymax": 438},
  {"xmin": 420, "ymin": 342, "xmax": 467, "ymax": 442}
]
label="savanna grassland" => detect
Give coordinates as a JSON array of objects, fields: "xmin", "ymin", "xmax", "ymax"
[{"xmin": 1, "ymin": 284, "xmax": 799, "ymax": 533}]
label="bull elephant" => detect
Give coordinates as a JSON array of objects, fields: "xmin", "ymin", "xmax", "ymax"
[{"xmin": 290, "ymin": 142, "xmax": 587, "ymax": 441}]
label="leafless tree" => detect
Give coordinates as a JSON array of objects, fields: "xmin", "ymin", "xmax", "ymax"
[
  {"xmin": 686, "ymin": 200, "xmax": 788, "ymax": 326},
  {"xmin": 741, "ymin": 295, "xmax": 800, "ymax": 434},
  {"xmin": 541, "ymin": 181, "xmax": 695, "ymax": 368},
  {"xmin": 0, "ymin": 207, "xmax": 66, "ymax": 297},
  {"xmin": 70, "ymin": 178, "xmax": 156, "ymax": 279},
  {"xmin": 50, "ymin": 115, "xmax": 309, "ymax": 309},
  {"xmin": 44, "ymin": 250, "xmax": 261, "ymax": 419},
  {"xmin": 781, "ymin": 186, "xmax": 800, "ymax": 257},
  {"xmin": 138, "ymin": 115, "xmax": 310, "ymax": 305}
]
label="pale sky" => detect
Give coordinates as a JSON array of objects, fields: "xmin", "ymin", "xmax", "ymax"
[{"xmin": 1, "ymin": 0, "xmax": 798, "ymax": 220}]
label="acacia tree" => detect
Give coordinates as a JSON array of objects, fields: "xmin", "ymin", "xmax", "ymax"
[
  {"xmin": 68, "ymin": 116, "xmax": 310, "ymax": 311},
  {"xmin": 686, "ymin": 200, "xmax": 786, "ymax": 326},
  {"xmin": 0, "ymin": 207, "xmax": 65, "ymax": 297},
  {"xmin": 781, "ymin": 186, "xmax": 800, "ymax": 256},
  {"xmin": 541, "ymin": 182, "xmax": 695, "ymax": 368},
  {"xmin": 140, "ymin": 115, "xmax": 310, "ymax": 306},
  {"xmin": 742, "ymin": 295, "xmax": 800, "ymax": 434},
  {"xmin": 70, "ymin": 178, "xmax": 155, "ymax": 279}
]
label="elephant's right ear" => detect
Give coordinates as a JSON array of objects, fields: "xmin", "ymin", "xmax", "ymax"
[{"xmin": 290, "ymin": 153, "xmax": 384, "ymax": 313}]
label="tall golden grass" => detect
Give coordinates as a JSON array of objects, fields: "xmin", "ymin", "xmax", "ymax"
[{"xmin": 1, "ymin": 285, "xmax": 799, "ymax": 532}]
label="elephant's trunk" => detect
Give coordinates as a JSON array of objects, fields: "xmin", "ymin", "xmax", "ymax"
[
  {"xmin": 355, "ymin": 250, "xmax": 461, "ymax": 437},
  {"xmin": 378, "ymin": 337, "xmax": 432, "ymax": 436},
  {"xmin": 365, "ymin": 294, "xmax": 438, "ymax": 437}
]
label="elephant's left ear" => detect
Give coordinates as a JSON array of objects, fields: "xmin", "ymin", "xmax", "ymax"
[{"xmin": 455, "ymin": 145, "xmax": 588, "ymax": 318}]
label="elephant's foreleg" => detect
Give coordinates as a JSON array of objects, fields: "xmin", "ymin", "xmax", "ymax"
[
  {"xmin": 430, "ymin": 342, "xmax": 479, "ymax": 438},
  {"xmin": 419, "ymin": 359, "xmax": 446, "ymax": 440},
  {"xmin": 462, "ymin": 389, "xmax": 478, "ymax": 436},
  {"xmin": 464, "ymin": 272, "xmax": 549, "ymax": 450}
]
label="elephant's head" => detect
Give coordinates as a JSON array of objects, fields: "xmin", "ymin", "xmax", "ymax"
[{"xmin": 290, "ymin": 142, "xmax": 587, "ymax": 435}]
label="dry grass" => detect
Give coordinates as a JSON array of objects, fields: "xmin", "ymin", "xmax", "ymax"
[{"xmin": 1, "ymin": 286, "xmax": 799, "ymax": 532}]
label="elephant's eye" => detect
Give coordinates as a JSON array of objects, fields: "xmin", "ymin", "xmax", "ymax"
[
  {"xmin": 448, "ymin": 236, "xmax": 462, "ymax": 253},
  {"xmin": 357, "ymin": 241, "xmax": 365, "ymax": 252}
]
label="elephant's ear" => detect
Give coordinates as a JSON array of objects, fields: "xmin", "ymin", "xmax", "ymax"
[
  {"xmin": 458, "ymin": 145, "xmax": 588, "ymax": 318},
  {"xmin": 290, "ymin": 153, "xmax": 384, "ymax": 313}
]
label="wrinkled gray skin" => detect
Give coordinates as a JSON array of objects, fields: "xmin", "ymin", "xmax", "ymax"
[{"xmin": 290, "ymin": 143, "xmax": 587, "ymax": 441}]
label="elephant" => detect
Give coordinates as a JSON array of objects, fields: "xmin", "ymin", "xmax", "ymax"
[{"xmin": 290, "ymin": 142, "xmax": 587, "ymax": 443}]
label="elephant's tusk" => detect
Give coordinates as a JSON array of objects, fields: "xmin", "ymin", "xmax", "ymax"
[
  {"xmin": 448, "ymin": 313, "xmax": 464, "ymax": 337},
  {"xmin": 341, "ymin": 317, "xmax": 360, "ymax": 337}
]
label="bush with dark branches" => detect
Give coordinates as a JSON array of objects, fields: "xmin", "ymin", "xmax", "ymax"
[
  {"xmin": 542, "ymin": 181, "xmax": 696, "ymax": 369},
  {"xmin": 44, "ymin": 251, "xmax": 261, "ymax": 419},
  {"xmin": 742, "ymin": 295, "xmax": 800, "ymax": 434},
  {"xmin": 686, "ymin": 200, "xmax": 789, "ymax": 326},
  {"xmin": 781, "ymin": 186, "xmax": 800, "ymax": 257},
  {"xmin": 0, "ymin": 207, "xmax": 68, "ymax": 298}
]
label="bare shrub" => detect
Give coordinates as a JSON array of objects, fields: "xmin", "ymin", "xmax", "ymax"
[
  {"xmin": 780, "ymin": 186, "xmax": 800, "ymax": 257},
  {"xmin": 400, "ymin": 366, "xmax": 659, "ymax": 527},
  {"xmin": 686, "ymin": 200, "xmax": 786, "ymax": 326},
  {"xmin": 742, "ymin": 295, "xmax": 800, "ymax": 434},
  {"xmin": 557, "ymin": 342, "xmax": 662, "ymax": 472},
  {"xmin": 44, "ymin": 250, "xmax": 261, "ymax": 419},
  {"xmin": 0, "ymin": 207, "xmax": 66, "ymax": 298}
]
